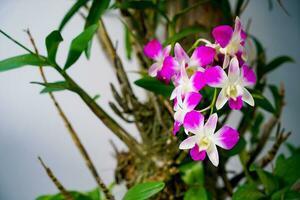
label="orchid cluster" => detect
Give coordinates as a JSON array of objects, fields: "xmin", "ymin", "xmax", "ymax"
[{"xmin": 144, "ymin": 17, "xmax": 257, "ymax": 167}]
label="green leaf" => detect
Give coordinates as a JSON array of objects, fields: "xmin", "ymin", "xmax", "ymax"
[
  {"xmin": 256, "ymin": 168, "xmax": 280, "ymax": 195},
  {"xmin": 58, "ymin": 0, "xmax": 90, "ymax": 31},
  {"xmin": 32, "ymin": 81, "xmax": 70, "ymax": 93},
  {"xmin": 123, "ymin": 182, "xmax": 165, "ymax": 200},
  {"xmin": 45, "ymin": 31, "xmax": 63, "ymax": 63},
  {"xmin": 164, "ymin": 26, "xmax": 205, "ymax": 45},
  {"xmin": 92, "ymin": 94, "xmax": 101, "ymax": 101},
  {"xmin": 184, "ymin": 187, "xmax": 208, "ymax": 200},
  {"xmin": 113, "ymin": 1, "xmax": 157, "ymax": 10},
  {"xmin": 0, "ymin": 54, "xmax": 50, "ymax": 72},
  {"xmin": 252, "ymin": 92, "xmax": 275, "ymax": 113},
  {"xmin": 272, "ymin": 187, "xmax": 300, "ymax": 200},
  {"xmin": 124, "ymin": 26, "xmax": 132, "ymax": 60},
  {"xmin": 274, "ymin": 153, "xmax": 300, "ymax": 186},
  {"xmin": 134, "ymin": 76, "xmax": 174, "ymax": 98},
  {"xmin": 85, "ymin": 0, "xmax": 110, "ymax": 28},
  {"xmin": 250, "ymin": 112, "xmax": 264, "ymax": 144},
  {"xmin": 262, "ymin": 56, "xmax": 294, "ymax": 77},
  {"xmin": 179, "ymin": 162, "xmax": 204, "ymax": 185},
  {"xmin": 64, "ymin": 24, "xmax": 98, "ymax": 69},
  {"xmin": 232, "ymin": 184, "xmax": 266, "ymax": 200}
]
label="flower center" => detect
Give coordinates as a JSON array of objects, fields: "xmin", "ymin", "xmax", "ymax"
[
  {"xmin": 225, "ymin": 84, "xmax": 238, "ymax": 98},
  {"xmin": 198, "ymin": 136, "xmax": 211, "ymax": 151}
]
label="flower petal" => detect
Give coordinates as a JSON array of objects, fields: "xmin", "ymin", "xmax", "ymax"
[
  {"xmin": 191, "ymin": 46, "xmax": 216, "ymax": 66},
  {"xmin": 241, "ymin": 64, "xmax": 256, "ymax": 86},
  {"xmin": 205, "ymin": 113, "xmax": 218, "ymax": 135},
  {"xmin": 190, "ymin": 145, "xmax": 206, "ymax": 161},
  {"xmin": 162, "ymin": 45, "xmax": 171, "ymax": 57},
  {"xmin": 143, "ymin": 39, "xmax": 162, "ymax": 60},
  {"xmin": 173, "ymin": 121, "xmax": 181, "ymax": 135},
  {"xmin": 183, "ymin": 111, "xmax": 204, "ymax": 133},
  {"xmin": 212, "ymin": 25, "xmax": 233, "ymax": 48},
  {"xmin": 242, "ymin": 88, "xmax": 254, "ymax": 106},
  {"xmin": 191, "ymin": 71, "xmax": 206, "ymax": 90},
  {"xmin": 179, "ymin": 136, "xmax": 197, "ymax": 149},
  {"xmin": 213, "ymin": 126, "xmax": 239, "ymax": 150},
  {"xmin": 207, "ymin": 144, "xmax": 219, "ymax": 167},
  {"xmin": 184, "ymin": 92, "xmax": 202, "ymax": 110},
  {"xmin": 216, "ymin": 89, "xmax": 228, "ymax": 110},
  {"xmin": 148, "ymin": 63, "xmax": 159, "ymax": 77},
  {"xmin": 222, "ymin": 53, "xmax": 230, "ymax": 69},
  {"xmin": 158, "ymin": 56, "xmax": 176, "ymax": 83},
  {"xmin": 205, "ymin": 66, "xmax": 228, "ymax": 88},
  {"xmin": 174, "ymin": 43, "xmax": 189, "ymax": 64},
  {"xmin": 228, "ymin": 96, "xmax": 243, "ymax": 110},
  {"xmin": 228, "ymin": 57, "xmax": 240, "ymax": 82}
]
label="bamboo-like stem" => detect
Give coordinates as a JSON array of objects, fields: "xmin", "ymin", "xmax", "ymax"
[
  {"xmin": 38, "ymin": 157, "xmax": 74, "ymax": 200},
  {"xmin": 26, "ymin": 30, "xmax": 115, "ymax": 200}
]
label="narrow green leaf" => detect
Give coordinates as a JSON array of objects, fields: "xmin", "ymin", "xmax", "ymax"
[
  {"xmin": 184, "ymin": 187, "xmax": 208, "ymax": 200},
  {"xmin": 58, "ymin": 0, "xmax": 90, "ymax": 31},
  {"xmin": 124, "ymin": 26, "xmax": 132, "ymax": 60},
  {"xmin": 123, "ymin": 182, "xmax": 165, "ymax": 200},
  {"xmin": 46, "ymin": 31, "xmax": 63, "ymax": 63},
  {"xmin": 262, "ymin": 56, "xmax": 294, "ymax": 76},
  {"xmin": 0, "ymin": 54, "xmax": 49, "ymax": 72},
  {"xmin": 250, "ymin": 112, "xmax": 264, "ymax": 144},
  {"xmin": 31, "ymin": 81, "xmax": 70, "ymax": 93},
  {"xmin": 164, "ymin": 26, "xmax": 206, "ymax": 45},
  {"xmin": 85, "ymin": 0, "xmax": 110, "ymax": 28},
  {"xmin": 252, "ymin": 92, "xmax": 275, "ymax": 113},
  {"xmin": 64, "ymin": 24, "xmax": 98, "ymax": 69},
  {"xmin": 232, "ymin": 184, "xmax": 266, "ymax": 200},
  {"xmin": 134, "ymin": 76, "xmax": 174, "ymax": 98},
  {"xmin": 113, "ymin": 1, "xmax": 157, "ymax": 10},
  {"xmin": 36, "ymin": 191, "xmax": 93, "ymax": 200},
  {"xmin": 92, "ymin": 94, "xmax": 101, "ymax": 101}
]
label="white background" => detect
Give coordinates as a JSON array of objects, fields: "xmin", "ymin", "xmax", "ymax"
[{"xmin": 0, "ymin": 0, "xmax": 299, "ymax": 199}]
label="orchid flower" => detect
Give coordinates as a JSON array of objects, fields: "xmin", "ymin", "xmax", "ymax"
[
  {"xmin": 179, "ymin": 112, "xmax": 239, "ymax": 167},
  {"xmin": 205, "ymin": 57, "xmax": 256, "ymax": 110},
  {"xmin": 174, "ymin": 43, "xmax": 216, "ymax": 73},
  {"xmin": 212, "ymin": 17, "xmax": 246, "ymax": 68},
  {"xmin": 144, "ymin": 39, "xmax": 176, "ymax": 82},
  {"xmin": 170, "ymin": 62, "xmax": 206, "ymax": 101},
  {"xmin": 173, "ymin": 92, "xmax": 202, "ymax": 135}
]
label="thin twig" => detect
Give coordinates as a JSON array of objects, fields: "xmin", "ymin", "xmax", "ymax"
[
  {"xmin": 38, "ymin": 157, "xmax": 74, "ymax": 200},
  {"xmin": 26, "ymin": 30, "xmax": 115, "ymax": 200}
]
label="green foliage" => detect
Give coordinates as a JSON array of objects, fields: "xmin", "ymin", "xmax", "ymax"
[
  {"xmin": 252, "ymin": 91, "xmax": 275, "ymax": 113},
  {"xmin": 250, "ymin": 112, "xmax": 264, "ymax": 144},
  {"xmin": 258, "ymin": 56, "xmax": 294, "ymax": 79},
  {"xmin": 134, "ymin": 76, "xmax": 174, "ymax": 98},
  {"xmin": 123, "ymin": 181, "xmax": 165, "ymax": 200},
  {"xmin": 274, "ymin": 154, "xmax": 300, "ymax": 186},
  {"xmin": 85, "ymin": 0, "xmax": 110, "ymax": 28},
  {"xmin": 184, "ymin": 187, "xmax": 208, "ymax": 200},
  {"xmin": 124, "ymin": 26, "xmax": 133, "ymax": 60},
  {"xmin": 232, "ymin": 184, "xmax": 266, "ymax": 200},
  {"xmin": 31, "ymin": 81, "xmax": 70, "ymax": 94},
  {"xmin": 179, "ymin": 162, "xmax": 204, "ymax": 185},
  {"xmin": 0, "ymin": 54, "xmax": 50, "ymax": 72},
  {"xmin": 256, "ymin": 168, "xmax": 280, "ymax": 195},
  {"xmin": 58, "ymin": 0, "xmax": 89, "ymax": 31},
  {"xmin": 224, "ymin": 137, "xmax": 246, "ymax": 157},
  {"xmin": 46, "ymin": 31, "xmax": 63, "ymax": 64},
  {"xmin": 64, "ymin": 24, "xmax": 98, "ymax": 69},
  {"xmin": 36, "ymin": 188, "xmax": 102, "ymax": 200}
]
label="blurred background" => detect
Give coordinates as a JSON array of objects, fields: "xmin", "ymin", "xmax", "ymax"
[{"xmin": 0, "ymin": 0, "xmax": 299, "ymax": 199}]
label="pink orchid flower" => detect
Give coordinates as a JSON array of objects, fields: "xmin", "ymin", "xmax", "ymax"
[
  {"xmin": 212, "ymin": 17, "xmax": 246, "ymax": 68},
  {"xmin": 179, "ymin": 112, "xmax": 239, "ymax": 167},
  {"xmin": 205, "ymin": 57, "xmax": 256, "ymax": 110},
  {"xmin": 170, "ymin": 62, "xmax": 206, "ymax": 101},
  {"xmin": 174, "ymin": 43, "xmax": 216, "ymax": 72},
  {"xmin": 173, "ymin": 92, "xmax": 202, "ymax": 135},
  {"xmin": 144, "ymin": 39, "xmax": 176, "ymax": 83}
]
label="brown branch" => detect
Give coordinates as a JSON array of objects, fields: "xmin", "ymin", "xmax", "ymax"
[
  {"xmin": 26, "ymin": 30, "xmax": 115, "ymax": 200},
  {"xmin": 38, "ymin": 157, "xmax": 74, "ymax": 200}
]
